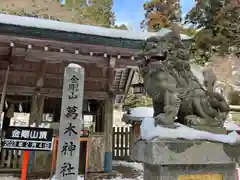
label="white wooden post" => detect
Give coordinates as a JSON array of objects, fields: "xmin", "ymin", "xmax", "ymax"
[{"xmin": 55, "ymin": 63, "xmax": 84, "ymax": 180}]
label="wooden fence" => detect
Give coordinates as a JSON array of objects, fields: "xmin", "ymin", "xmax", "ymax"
[
  {"xmin": 0, "ymin": 148, "xmax": 23, "ymax": 171},
  {"xmin": 112, "ymin": 127, "xmax": 132, "ymax": 161},
  {"xmin": 0, "ymin": 127, "xmax": 133, "ymax": 170}
]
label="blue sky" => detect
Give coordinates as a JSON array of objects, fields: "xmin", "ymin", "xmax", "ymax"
[{"xmin": 113, "ymin": 0, "xmax": 195, "ymax": 30}]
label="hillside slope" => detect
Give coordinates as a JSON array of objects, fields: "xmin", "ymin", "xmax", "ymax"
[{"xmin": 0, "ymin": 0, "xmax": 81, "ymax": 23}]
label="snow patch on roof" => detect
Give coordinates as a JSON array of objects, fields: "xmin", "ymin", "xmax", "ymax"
[
  {"xmin": 68, "ymin": 63, "xmax": 81, "ymax": 68},
  {"xmin": 128, "ymin": 107, "xmax": 154, "ymax": 118},
  {"xmin": 122, "ymin": 107, "xmax": 154, "ymax": 123},
  {"xmin": 0, "ymin": 14, "xmax": 191, "ymax": 40}
]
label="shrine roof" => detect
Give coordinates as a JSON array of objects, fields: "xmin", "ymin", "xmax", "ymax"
[
  {"xmin": 0, "ymin": 14, "xmax": 192, "ymax": 103},
  {"xmin": 0, "ymin": 14, "xmax": 191, "ymax": 49}
]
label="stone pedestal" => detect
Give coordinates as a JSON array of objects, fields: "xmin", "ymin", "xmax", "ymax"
[
  {"xmin": 87, "ymin": 133, "xmax": 105, "ymax": 172},
  {"xmin": 33, "ymin": 151, "xmax": 52, "ymax": 173},
  {"xmin": 131, "ymin": 139, "xmax": 240, "ymax": 180}
]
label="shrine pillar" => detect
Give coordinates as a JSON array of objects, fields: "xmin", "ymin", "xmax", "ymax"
[
  {"xmin": 29, "ymin": 93, "xmax": 45, "ymax": 173},
  {"xmin": 103, "ymin": 95, "xmax": 114, "ymax": 172},
  {"xmin": 29, "ymin": 93, "xmax": 44, "ymax": 126}
]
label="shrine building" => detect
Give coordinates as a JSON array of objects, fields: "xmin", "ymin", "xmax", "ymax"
[{"xmin": 0, "ymin": 14, "xmax": 191, "ymax": 175}]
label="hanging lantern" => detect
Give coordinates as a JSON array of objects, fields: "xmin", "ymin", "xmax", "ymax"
[
  {"xmin": 131, "ymin": 83, "xmax": 145, "ymax": 95},
  {"xmin": 83, "ymin": 100, "xmax": 90, "ymax": 112},
  {"xmin": 6, "ymin": 104, "xmax": 14, "ymax": 118},
  {"xmin": 19, "ymin": 103, "xmax": 23, "ymax": 113},
  {"xmin": 4, "ymin": 101, "xmax": 8, "ymax": 109}
]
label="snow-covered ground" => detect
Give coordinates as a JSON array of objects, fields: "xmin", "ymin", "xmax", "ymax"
[
  {"xmin": 224, "ymin": 120, "xmax": 240, "ymax": 131},
  {"xmin": 104, "ymin": 176, "xmax": 143, "ymax": 180},
  {"xmin": 112, "ymin": 161, "xmax": 143, "ymax": 171},
  {"xmin": 0, "ymin": 177, "xmax": 19, "ymax": 180},
  {"xmin": 0, "ymin": 161, "xmax": 143, "ymax": 180},
  {"xmin": 1, "ymin": 161, "xmax": 240, "ymax": 180},
  {"xmin": 50, "ymin": 161, "xmax": 143, "ymax": 180},
  {"xmin": 51, "ymin": 175, "xmax": 84, "ymax": 180},
  {"xmin": 0, "ymin": 177, "xmax": 46, "ymax": 180},
  {"xmin": 106, "ymin": 161, "xmax": 143, "ymax": 180}
]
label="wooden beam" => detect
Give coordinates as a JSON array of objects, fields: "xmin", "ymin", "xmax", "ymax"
[
  {"xmin": 0, "ymin": 50, "xmax": 137, "ymax": 69},
  {"xmin": 26, "ymin": 50, "xmax": 109, "ymax": 66},
  {"xmin": 35, "ymin": 61, "xmax": 47, "ymax": 91},
  {"xmin": 0, "ymin": 85, "xmax": 108, "ymax": 99},
  {"xmin": 4, "ymin": 46, "xmax": 13, "ymax": 64},
  {"xmin": 0, "ymin": 48, "xmax": 109, "ymax": 66},
  {"xmin": 29, "ymin": 93, "xmax": 44, "ymax": 126},
  {"xmin": 108, "ymin": 57, "xmax": 116, "ymax": 92},
  {"xmin": 28, "ymin": 60, "xmax": 47, "ymax": 126},
  {"xmin": 230, "ymin": 105, "xmax": 240, "ymax": 112},
  {"xmin": 0, "ymin": 69, "xmax": 108, "ymax": 82},
  {"xmin": 0, "ymin": 35, "xmax": 139, "ymax": 57},
  {"xmin": 115, "ymin": 59, "xmax": 137, "ymax": 69},
  {"xmin": 124, "ymin": 69, "xmax": 135, "ymax": 94},
  {"xmin": 103, "ymin": 95, "xmax": 114, "ymax": 172},
  {"xmin": 5, "ymin": 95, "xmax": 31, "ymax": 103}
]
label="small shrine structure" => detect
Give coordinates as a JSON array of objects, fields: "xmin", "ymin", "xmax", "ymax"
[{"xmin": 122, "ymin": 107, "xmax": 153, "ymax": 142}]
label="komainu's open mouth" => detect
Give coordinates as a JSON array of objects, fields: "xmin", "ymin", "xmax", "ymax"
[{"xmin": 150, "ymin": 51, "xmax": 167, "ymax": 61}]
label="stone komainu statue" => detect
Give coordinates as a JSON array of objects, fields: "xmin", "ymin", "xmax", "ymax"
[{"xmin": 137, "ymin": 28, "xmax": 229, "ymax": 128}]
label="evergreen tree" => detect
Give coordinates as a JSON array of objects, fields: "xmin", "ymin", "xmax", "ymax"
[
  {"xmin": 185, "ymin": 0, "xmax": 240, "ymax": 60},
  {"xmin": 114, "ymin": 24, "xmax": 128, "ymax": 30},
  {"xmin": 0, "ymin": 0, "xmax": 80, "ymax": 23},
  {"xmin": 0, "ymin": 0, "xmax": 116, "ymax": 28},
  {"xmin": 123, "ymin": 88, "xmax": 152, "ymax": 110},
  {"xmin": 64, "ymin": 0, "xmax": 115, "ymax": 28},
  {"xmin": 141, "ymin": 0, "xmax": 181, "ymax": 31},
  {"xmin": 123, "ymin": 72, "xmax": 153, "ymax": 109}
]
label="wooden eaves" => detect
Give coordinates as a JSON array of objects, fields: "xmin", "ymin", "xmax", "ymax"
[{"xmin": 0, "ymin": 14, "xmax": 191, "ymax": 103}]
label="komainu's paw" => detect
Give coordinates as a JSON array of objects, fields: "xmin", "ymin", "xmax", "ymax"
[
  {"xmin": 154, "ymin": 114, "xmax": 179, "ymax": 129},
  {"xmin": 185, "ymin": 115, "xmax": 203, "ymax": 126},
  {"xmin": 185, "ymin": 115, "xmax": 221, "ymax": 126}
]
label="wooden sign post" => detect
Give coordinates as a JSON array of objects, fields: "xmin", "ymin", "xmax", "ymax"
[
  {"xmin": 3, "ymin": 126, "xmax": 53, "ymax": 180},
  {"xmin": 55, "ymin": 64, "xmax": 84, "ymax": 180}
]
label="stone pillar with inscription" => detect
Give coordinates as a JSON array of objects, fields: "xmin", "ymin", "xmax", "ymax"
[{"xmin": 55, "ymin": 64, "xmax": 84, "ymax": 180}]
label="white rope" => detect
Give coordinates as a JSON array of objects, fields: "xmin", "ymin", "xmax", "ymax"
[{"xmin": 0, "ymin": 66, "xmax": 10, "ymax": 129}]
